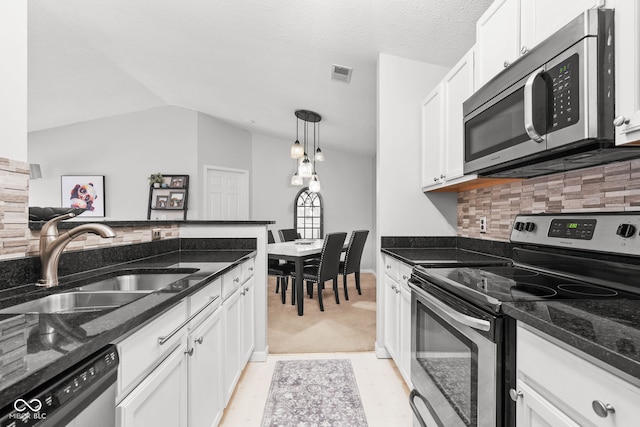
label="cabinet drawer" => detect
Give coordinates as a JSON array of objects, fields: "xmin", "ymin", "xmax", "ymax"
[
  {"xmin": 517, "ymin": 325, "xmax": 640, "ymax": 426},
  {"xmin": 222, "ymin": 266, "xmax": 242, "ymax": 300},
  {"xmin": 116, "ymin": 300, "xmax": 187, "ymax": 398},
  {"xmin": 383, "ymin": 255, "xmax": 400, "ymax": 281},
  {"xmin": 189, "ymin": 277, "xmax": 221, "ymax": 318},
  {"xmin": 242, "ymin": 257, "xmax": 255, "ymax": 280}
]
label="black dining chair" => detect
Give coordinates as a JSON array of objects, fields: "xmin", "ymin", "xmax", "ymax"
[
  {"xmin": 268, "ymin": 230, "xmax": 294, "ymax": 304},
  {"xmin": 278, "ymin": 228, "xmax": 300, "ymax": 242},
  {"xmin": 302, "ymin": 232, "xmax": 347, "ymax": 311},
  {"xmin": 339, "ymin": 230, "xmax": 369, "ymax": 300}
]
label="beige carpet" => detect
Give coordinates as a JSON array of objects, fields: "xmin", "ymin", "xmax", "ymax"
[{"xmin": 267, "ymin": 273, "xmax": 377, "ymax": 353}]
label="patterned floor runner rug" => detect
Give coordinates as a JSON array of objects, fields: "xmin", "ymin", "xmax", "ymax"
[{"xmin": 261, "ymin": 359, "xmax": 369, "ymax": 427}]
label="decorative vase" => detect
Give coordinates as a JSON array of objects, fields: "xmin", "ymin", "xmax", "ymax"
[{"xmin": 153, "ymin": 183, "xmax": 160, "ymax": 188}]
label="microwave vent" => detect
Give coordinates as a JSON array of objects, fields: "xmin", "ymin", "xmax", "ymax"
[{"xmin": 331, "ymin": 64, "xmax": 353, "ymax": 83}]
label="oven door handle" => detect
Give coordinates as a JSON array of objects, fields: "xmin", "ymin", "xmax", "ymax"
[
  {"xmin": 420, "ymin": 286, "xmax": 491, "ymax": 332},
  {"xmin": 524, "ymin": 67, "xmax": 546, "ymax": 143},
  {"xmin": 409, "ymin": 389, "xmax": 429, "ymax": 427}
]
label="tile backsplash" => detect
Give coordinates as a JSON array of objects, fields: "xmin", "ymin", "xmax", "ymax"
[{"xmin": 458, "ymin": 159, "xmax": 640, "ymax": 241}]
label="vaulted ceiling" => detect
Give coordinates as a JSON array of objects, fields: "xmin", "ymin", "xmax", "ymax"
[{"xmin": 28, "ymin": 0, "xmax": 493, "ymax": 156}]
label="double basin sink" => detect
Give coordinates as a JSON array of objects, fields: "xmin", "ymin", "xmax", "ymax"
[{"xmin": 0, "ymin": 271, "xmax": 196, "ymax": 315}]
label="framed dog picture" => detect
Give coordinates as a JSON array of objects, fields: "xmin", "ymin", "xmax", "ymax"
[
  {"xmin": 155, "ymin": 195, "xmax": 169, "ymax": 209},
  {"xmin": 169, "ymin": 191, "xmax": 185, "ymax": 208},
  {"xmin": 61, "ymin": 175, "xmax": 105, "ymax": 217},
  {"xmin": 170, "ymin": 176, "xmax": 186, "ymax": 188}
]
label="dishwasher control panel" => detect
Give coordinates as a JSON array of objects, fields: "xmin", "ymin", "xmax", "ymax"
[{"xmin": 0, "ymin": 345, "xmax": 118, "ymax": 427}]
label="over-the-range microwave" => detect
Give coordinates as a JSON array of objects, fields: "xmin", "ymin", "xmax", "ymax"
[{"xmin": 463, "ymin": 8, "xmax": 640, "ymax": 178}]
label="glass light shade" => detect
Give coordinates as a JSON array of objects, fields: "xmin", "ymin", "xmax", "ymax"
[
  {"xmin": 290, "ymin": 140, "xmax": 304, "ymax": 158},
  {"xmin": 314, "ymin": 147, "xmax": 325, "ymax": 161},
  {"xmin": 309, "ymin": 174, "xmax": 321, "ymax": 192},
  {"xmin": 299, "ymin": 158, "xmax": 313, "ymax": 178},
  {"xmin": 291, "ymin": 172, "xmax": 303, "ymax": 186}
]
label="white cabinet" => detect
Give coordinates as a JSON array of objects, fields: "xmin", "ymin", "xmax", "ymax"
[
  {"xmin": 117, "ymin": 342, "xmax": 189, "ymax": 427},
  {"xmin": 382, "ymin": 254, "xmax": 412, "ymax": 386},
  {"xmin": 422, "ymin": 48, "xmax": 476, "ymax": 191},
  {"xmin": 475, "ymin": 0, "xmax": 602, "ymax": 89},
  {"xmin": 188, "ymin": 307, "xmax": 224, "ymax": 427},
  {"xmin": 514, "ymin": 323, "xmax": 640, "ymax": 427},
  {"xmin": 614, "ymin": 0, "xmax": 640, "ymax": 145},
  {"xmin": 222, "ymin": 258, "xmax": 255, "ymax": 405}
]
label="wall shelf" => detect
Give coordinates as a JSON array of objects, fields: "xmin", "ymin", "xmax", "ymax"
[{"xmin": 147, "ymin": 174, "xmax": 189, "ymax": 220}]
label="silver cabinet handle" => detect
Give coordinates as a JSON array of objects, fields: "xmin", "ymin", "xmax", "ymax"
[
  {"xmin": 386, "ymin": 265, "xmax": 391, "ymax": 270},
  {"xmin": 249, "ymin": 266, "xmax": 254, "ymax": 271},
  {"xmin": 504, "ymin": 60, "xmax": 511, "ymax": 68},
  {"xmin": 614, "ymin": 116, "xmax": 630, "ymax": 126},
  {"xmin": 509, "ymin": 389, "xmax": 523, "ymax": 402},
  {"xmin": 185, "ymin": 348, "xmax": 194, "ymax": 356},
  {"xmin": 233, "ymin": 277, "xmax": 240, "ymax": 283},
  {"xmin": 592, "ymin": 400, "xmax": 615, "ymax": 418},
  {"xmin": 521, "ymin": 46, "xmax": 529, "ymax": 55},
  {"xmin": 158, "ymin": 295, "xmax": 219, "ymax": 345},
  {"xmin": 402, "ymin": 274, "xmax": 408, "ymax": 280},
  {"xmin": 391, "ymin": 284, "xmax": 396, "ymax": 290},
  {"xmin": 440, "ymin": 174, "xmax": 445, "ymax": 179},
  {"xmin": 433, "ymin": 177, "xmax": 438, "ymax": 182},
  {"xmin": 524, "ymin": 67, "xmax": 546, "ymax": 143},
  {"xmin": 195, "ymin": 337, "xmax": 203, "ymax": 345}
]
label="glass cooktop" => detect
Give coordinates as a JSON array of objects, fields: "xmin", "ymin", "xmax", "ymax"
[{"xmin": 387, "ymin": 248, "xmax": 509, "ymax": 267}]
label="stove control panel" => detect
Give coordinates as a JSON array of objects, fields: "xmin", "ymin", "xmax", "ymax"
[
  {"xmin": 511, "ymin": 213, "xmax": 640, "ymax": 256},
  {"xmin": 548, "ymin": 219, "xmax": 596, "ymax": 240}
]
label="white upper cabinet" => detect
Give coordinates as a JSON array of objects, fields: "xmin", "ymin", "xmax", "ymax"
[
  {"xmin": 476, "ymin": 0, "xmax": 604, "ymax": 89},
  {"xmin": 614, "ymin": 0, "xmax": 640, "ymax": 145},
  {"xmin": 475, "ymin": 0, "xmax": 521, "ymax": 89},
  {"xmin": 422, "ymin": 48, "xmax": 475, "ymax": 191}
]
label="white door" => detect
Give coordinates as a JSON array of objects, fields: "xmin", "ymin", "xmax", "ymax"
[{"xmin": 204, "ymin": 166, "xmax": 249, "ymax": 220}]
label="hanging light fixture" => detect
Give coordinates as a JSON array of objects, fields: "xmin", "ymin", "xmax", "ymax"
[
  {"xmin": 314, "ymin": 121, "xmax": 325, "ymax": 162},
  {"xmin": 291, "ymin": 109, "xmax": 322, "ymax": 189},
  {"xmin": 290, "ymin": 115, "xmax": 304, "ymax": 159}
]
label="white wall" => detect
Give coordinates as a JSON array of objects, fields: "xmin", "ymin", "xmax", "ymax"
[
  {"xmin": 28, "ymin": 106, "xmax": 198, "ymax": 219},
  {"xmin": 377, "ymin": 53, "xmax": 457, "ymax": 239},
  {"xmin": 0, "ymin": 1, "xmax": 27, "ymax": 161},
  {"xmin": 251, "ymin": 133, "xmax": 376, "ymax": 271}
]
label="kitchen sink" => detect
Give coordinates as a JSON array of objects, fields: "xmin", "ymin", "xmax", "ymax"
[
  {"xmin": 75, "ymin": 272, "xmax": 193, "ymax": 292},
  {"xmin": 0, "ymin": 292, "xmax": 146, "ymax": 314}
]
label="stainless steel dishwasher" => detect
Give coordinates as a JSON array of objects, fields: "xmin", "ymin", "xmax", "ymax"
[{"xmin": 0, "ymin": 345, "xmax": 118, "ymax": 427}]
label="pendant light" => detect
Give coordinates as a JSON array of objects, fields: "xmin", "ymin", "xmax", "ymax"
[
  {"xmin": 290, "ymin": 115, "xmax": 304, "ymax": 158},
  {"xmin": 314, "ymin": 122, "xmax": 325, "ymax": 162},
  {"xmin": 290, "ymin": 109, "xmax": 322, "ymax": 188}
]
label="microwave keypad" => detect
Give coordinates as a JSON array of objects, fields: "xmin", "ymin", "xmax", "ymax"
[{"xmin": 549, "ymin": 53, "xmax": 579, "ymax": 133}]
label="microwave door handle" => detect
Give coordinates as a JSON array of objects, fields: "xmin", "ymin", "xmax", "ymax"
[{"xmin": 524, "ymin": 67, "xmax": 546, "ymax": 143}]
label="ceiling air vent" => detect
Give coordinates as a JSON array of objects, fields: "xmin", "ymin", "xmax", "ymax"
[{"xmin": 331, "ymin": 64, "xmax": 353, "ymax": 83}]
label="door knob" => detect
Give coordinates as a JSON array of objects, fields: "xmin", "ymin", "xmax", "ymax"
[
  {"xmin": 613, "ymin": 116, "xmax": 630, "ymax": 126},
  {"xmin": 509, "ymin": 389, "xmax": 523, "ymax": 402},
  {"xmin": 592, "ymin": 400, "xmax": 615, "ymax": 418}
]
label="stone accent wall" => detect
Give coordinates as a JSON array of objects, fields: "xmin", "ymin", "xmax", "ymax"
[
  {"xmin": 458, "ymin": 159, "xmax": 640, "ymax": 241},
  {"xmin": 0, "ymin": 158, "xmax": 30, "ymax": 259},
  {"xmin": 0, "ymin": 156, "xmax": 179, "ymax": 260}
]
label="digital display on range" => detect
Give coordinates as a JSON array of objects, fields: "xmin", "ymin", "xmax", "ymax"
[{"xmin": 548, "ymin": 219, "xmax": 596, "ymax": 240}]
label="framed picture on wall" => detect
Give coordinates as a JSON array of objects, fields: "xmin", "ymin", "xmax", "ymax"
[
  {"xmin": 169, "ymin": 191, "xmax": 185, "ymax": 208},
  {"xmin": 61, "ymin": 175, "xmax": 105, "ymax": 217}
]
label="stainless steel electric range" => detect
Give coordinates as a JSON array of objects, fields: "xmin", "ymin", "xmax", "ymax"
[{"xmin": 408, "ymin": 213, "xmax": 640, "ymax": 427}]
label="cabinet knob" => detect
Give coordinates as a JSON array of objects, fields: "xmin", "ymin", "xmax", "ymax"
[
  {"xmin": 592, "ymin": 400, "xmax": 615, "ymax": 418},
  {"xmin": 440, "ymin": 174, "xmax": 445, "ymax": 179},
  {"xmin": 391, "ymin": 284, "xmax": 396, "ymax": 290},
  {"xmin": 402, "ymin": 274, "xmax": 408, "ymax": 280},
  {"xmin": 249, "ymin": 267, "xmax": 254, "ymax": 271},
  {"xmin": 613, "ymin": 115, "xmax": 630, "ymax": 126},
  {"xmin": 234, "ymin": 277, "xmax": 240, "ymax": 283},
  {"xmin": 433, "ymin": 177, "xmax": 439, "ymax": 182},
  {"xmin": 521, "ymin": 46, "xmax": 529, "ymax": 55},
  {"xmin": 386, "ymin": 265, "xmax": 391, "ymax": 270},
  {"xmin": 504, "ymin": 60, "xmax": 511, "ymax": 68},
  {"xmin": 244, "ymin": 286, "xmax": 249, "ymax": 292},
  {"xmin": 509, "ymin": 389, "xmax": 523, "ymax": 402},
  {"xmin": 195, "ymin": 337, "xmax": 204, "ymax": 345},
  {"xmin": 185, "ymin": 348, "xmax": 194, "ymax": 356},
  {"xmin": 395, "ymin": 288, "xmax": 401, "ymax": 294}
]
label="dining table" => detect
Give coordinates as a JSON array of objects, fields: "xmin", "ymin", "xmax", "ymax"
[{"xmin": 267, "ymin": 239, "xmax": 346, "ymax": 316}]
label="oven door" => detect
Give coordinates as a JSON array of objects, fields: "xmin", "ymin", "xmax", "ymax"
[{"xmin": 409, "ymin": 280, "xmax": 500, "ymax": 427}]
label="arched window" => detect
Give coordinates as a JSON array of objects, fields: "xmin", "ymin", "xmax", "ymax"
[{"xmin": 294, "ymin": 187, "xmax": 323, "ymax": 239}]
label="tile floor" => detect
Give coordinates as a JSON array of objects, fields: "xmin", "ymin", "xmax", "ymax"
[{"xmin": 220, "ymin": 352, "xmax": 413, "ymax": 426}]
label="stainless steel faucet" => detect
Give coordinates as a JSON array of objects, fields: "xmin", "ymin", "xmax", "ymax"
[{"xmin": 38, "ymin": 212, "xmax": 116, "ymax": 287}]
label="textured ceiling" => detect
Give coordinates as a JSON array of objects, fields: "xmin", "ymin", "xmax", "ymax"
[{"xmin": 28, "ymin": 0, "xmax": 493, "ymax": 156}]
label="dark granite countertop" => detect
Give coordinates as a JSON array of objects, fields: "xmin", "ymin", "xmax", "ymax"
[
  {"xmin": 0, "ymin": 249, "xmax": 255, "ymax": 408},
  {"xmin": 29, "ymin": 219, "xmax": 275, "ymax": 230},
  {"xmin": 503, "ymin": 300, "xmax": 640, "ymax": 382}
]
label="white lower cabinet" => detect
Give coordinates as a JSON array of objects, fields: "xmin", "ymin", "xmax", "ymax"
[
  {"xmin": 382, "ymin": 254, "xmax": 412, "ymax": 386},
  {"xmin": 240, "ymin": 276, "xmax": 255, "ymax": 365},
  {"xmin": 222, "ymin": 287, "xmax": 242, "ymax": 405},
  {"xmin": 116, "ymin": 341, "xmax": 189, "ymax": 427},
  {"xmin": 515, "ymin": 323, "xmax": 640, "ymax": 427},
  {"xmin": 189, "ymin": 308, "xmax": 224, "ymax": 427}
]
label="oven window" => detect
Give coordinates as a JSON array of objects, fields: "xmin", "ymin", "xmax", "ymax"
[{"xmin": 416, "ymin": 300, "xmax": 478, "ymax": 426}]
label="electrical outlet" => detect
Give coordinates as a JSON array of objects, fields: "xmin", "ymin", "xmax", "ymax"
[
  {"xmin": 152, "ymin": 229, "xmax": 162, "ymax": 241},
  {"xmin": 479, "ymin": 216, "xmax": 487, "ymax": 233}
]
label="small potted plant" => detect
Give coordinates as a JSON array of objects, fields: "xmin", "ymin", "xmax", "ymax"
[{"xmin": 148, "ymin": 173, "xmax": 164, "ymax": 188}]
